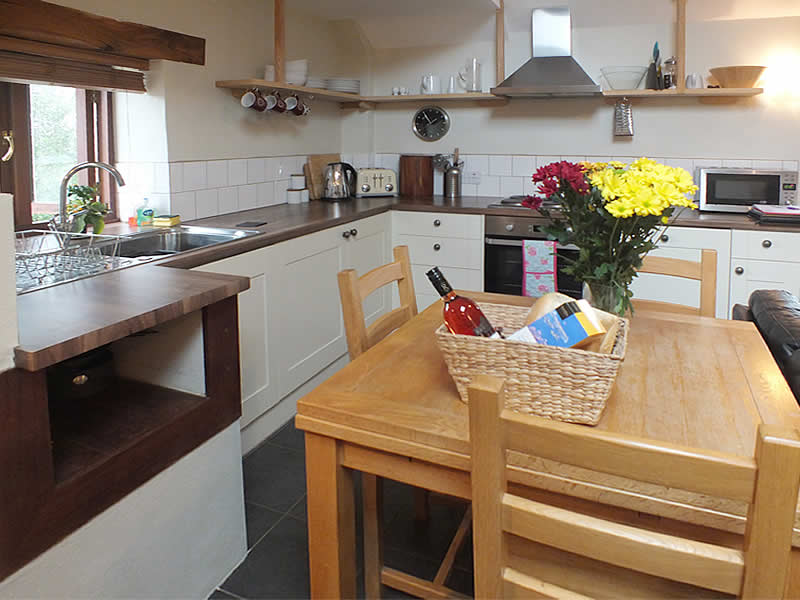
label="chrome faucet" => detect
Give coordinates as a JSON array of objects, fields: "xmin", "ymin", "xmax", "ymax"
[{"xmin": 58, "ymin": 161, "xmax": 126, "ymax": 229}]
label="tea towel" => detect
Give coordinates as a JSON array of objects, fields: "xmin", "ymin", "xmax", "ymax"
[{"xmin": 522, "ymin": 240, "xmax": 557, "ymax": 297}]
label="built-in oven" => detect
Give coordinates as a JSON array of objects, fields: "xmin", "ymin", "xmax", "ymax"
[
  {"xmin": 698, "ymin": 168, "xmax": 798, "ymax": 213},
  {"xmin": 484, "ymin": 214, "xmax": 582, "ymax": 298}
]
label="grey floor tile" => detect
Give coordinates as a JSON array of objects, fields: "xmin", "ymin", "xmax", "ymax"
[
  {"xmin": 245, "ymin": 501, "xmax": 283, "ymax": 548},
  {"xmin": 268, "ymin": 418, "xmax": 306, "ymax": 452},
  {"xmin": 221, "ymin": 516, "xmax": 311, "ymax": 599},
  {"xmin": 243, "ymin": 443, "xmax": 307, "ymax": 512},
  {"xmin": 289, "ymin": 496, "xmax": 307, "ymax": 521}
]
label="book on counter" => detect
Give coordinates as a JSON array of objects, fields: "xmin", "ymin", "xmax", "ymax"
[
  {"xmin": 748, "ymin": 205, "xmax": 800, "ymax": 223},
  {"xmin": 508, "ymin": 298, "xmax": 606, "ymax": 349}
]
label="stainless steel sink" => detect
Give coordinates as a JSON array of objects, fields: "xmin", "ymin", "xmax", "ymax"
[{"xmin": 111, "ymin": 226, "xmax": 261, "ymax": 259}]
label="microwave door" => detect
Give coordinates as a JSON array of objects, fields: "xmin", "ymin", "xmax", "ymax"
[{"xmin": 707, "ymin": 173, "xmax": 781, "ymax": 207}]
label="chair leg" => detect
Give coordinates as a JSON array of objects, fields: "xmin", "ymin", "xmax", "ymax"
[
  {"xmin": 363, "ymin": 473, "xmax": 383, "ymax": 599},
  {"xmin": 414, "ymin": 488, "xmax": 430, "ymax": 521}
]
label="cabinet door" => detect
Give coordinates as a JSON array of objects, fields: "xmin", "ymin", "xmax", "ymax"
[
  {"xmin": 344, "ymin": 213, "xmax": 391, "ymax": 326},
  {"xmin": 194, "ymin": 246, "xmax": 279, "ymax": 427},
  {"xmin": 629, "ymin": 226, "xmax": 731, "ymax": 318},
  {"xmin": 273, "ymin": 226, "xmax": 349, "ymax": 397},
  {"xmin": 729, "ymin": 260, "xmax": 800, "ymax": 308}
]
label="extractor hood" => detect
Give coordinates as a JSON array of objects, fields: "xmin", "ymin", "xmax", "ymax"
[{"xmin": 491, "ymin": 7, "xmax": 601, "ymax": 98}]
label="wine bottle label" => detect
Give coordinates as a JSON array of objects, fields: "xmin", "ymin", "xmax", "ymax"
[
  {"xmin": 473, "ymin": 317, "xmax": 496, "ymax": 337},
  {"xmin": 426, "ymin": 267, "xmax": 453, "ymax": 297}
]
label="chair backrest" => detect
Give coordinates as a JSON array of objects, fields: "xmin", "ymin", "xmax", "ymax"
[
  {"xmin": 468, "ymin": 375, "xmax": 800, "ymax": 600},
  {"xmin": 338, "ymin": 245, "xmax": 418, "ymax": 360},
  {"xmin": 636, "ymin": 249, "xmax": 717, "ymax": 317}
]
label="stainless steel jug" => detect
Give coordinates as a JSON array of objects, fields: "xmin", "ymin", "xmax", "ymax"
[{"xmin": 323, "ymin": 162, "xmax": 357, "ymax": 201}]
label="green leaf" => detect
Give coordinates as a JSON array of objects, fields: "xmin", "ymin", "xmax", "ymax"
[{"xmin": 71, "ymin": 215, "xmax": 86, "ymax": 233}]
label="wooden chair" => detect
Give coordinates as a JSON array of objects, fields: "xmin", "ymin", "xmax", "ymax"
[
  {"xmin": 338, "ymin": 246, "xmax": 471, "ymax": 598},
  {"xmin": 468, "ymin": 375, "xmax": 800, "ymax": 599},
  {"xmin": 634, "ymin": 249, "xmax": 717, "ymax": 317}
]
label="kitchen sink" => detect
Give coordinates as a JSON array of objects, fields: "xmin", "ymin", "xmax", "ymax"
[{"xmin": 111, "ymin": 226, "xmax": 261, "ymax": 259}]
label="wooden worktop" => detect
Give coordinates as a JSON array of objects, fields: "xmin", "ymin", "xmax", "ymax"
[
  {"xmin": 297, "ymin": 293, "xmax": 800, "ymax": 545},
  {"xmin": 15, "ymin": 265, "xmax": 249, "ymax": 371}
]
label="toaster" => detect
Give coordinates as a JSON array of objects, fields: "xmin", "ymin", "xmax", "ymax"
[{"xmin": 356, "ymin": 168, "xmax": 398, "ymax": 198}]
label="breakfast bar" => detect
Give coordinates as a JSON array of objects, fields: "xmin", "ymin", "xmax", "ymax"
[{"xmin": 296, "ymin": 292, "xmax": 800, "ymax": 598}]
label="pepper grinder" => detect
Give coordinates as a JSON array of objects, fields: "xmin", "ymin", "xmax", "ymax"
[{"xmin": 444, "ymin": 147, "xmax": 463, "ymax": 199}]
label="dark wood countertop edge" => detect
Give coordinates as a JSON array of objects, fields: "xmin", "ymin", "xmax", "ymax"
[{"xmin": 14, "ymin": 270, "xmax": 250, "ymax": 372}]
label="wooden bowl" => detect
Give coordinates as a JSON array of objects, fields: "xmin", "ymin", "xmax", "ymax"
[{"xmin": 709, "ymin": 66, "xmax": 766, "ymax": 88}]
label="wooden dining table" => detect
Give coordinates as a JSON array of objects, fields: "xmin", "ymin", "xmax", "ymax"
[{"xmin": 296, "ymin": 291, "xmax": 800, "ymax": 599}]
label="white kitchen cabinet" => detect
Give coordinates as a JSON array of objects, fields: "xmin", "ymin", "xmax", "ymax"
[
  {"xmin": 629, "ymin": 226, "xmax": 732, "ymax": 319},
  {"xmin": 729, "ymin": 230, "xmax": 800, "ymax": 308},
  {"xmin": 391, "ymin": 211, "xmax": 484, "ymax": 311},
  {"xmin": 345, "ymin": 213, "xmax": 392, "ymax": 327},
  {"xmin": 194, "ymin": 246, "xmax": 281, "ymax": 427}
]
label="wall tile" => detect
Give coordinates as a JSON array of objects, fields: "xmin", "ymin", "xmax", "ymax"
[
  {"xmin": 257, "ymin": 182, "xmax": 275, "ymax": 207},
  {"xmin": 512, "ymin": 155, "xmax": 536, "ymax": 178},
  {"xmin": 340, "ymin": 153, "xmax": 354, "ymax": 168},
  {"xmin": 183, "ymin": 161, "xmax": 207, "ymax": 191},
  {"xmin": 228, "ymin": 159, "xmax": 248, "ymax": 186},
  {"xmin": 500, "ymin": 176, "xmax": 524, "ymax": 197},
  {"xmin": 207, "ymin": 160, "xmax": 229, "ymax": 188},
  {"xmin": 169, "ymin": 163, "xmax": 184, "ymax": 194},
  {"xmin": 247, "ymin": 158, "xmax": 266, "ymax": 184},
  {"xmin": 477, "ymin": 175, "xmax": 500, "ymax": 197},
  {"xmin": 132, "ymin": 162, "xmax": 154, "ymax": 192},
  {"xmin": 269, "ymin": 157, "xmax": 290, "ymax": 180},
  {"xmin": 693, "ymin": 158, "xmax": 722, "ymax": 169},
  {"xmin": 489, "ymin": 155, "xmax": 513, "ymax": 177},
  {"xmin": 611, "ymin": 156, "xmax": 636, "ymax": 164},
  {"xmin": 238, "ymin": 184, "xmax": 258, "ymax": 210},
  {"xmin": 195, "ymin": 189, "xmax": 219, "ymax": 219},
  {"xmin": 378, "ymin": 154, "xmax": 400, "ymax": 173},
  {"xmin": 274, "ymin": 179, "xmax": 290, "ymax": 204},
  {"xmin": 665, "ymin": 158, "xmax": 694, "ymax": 173},
  {"xmin": 523, "ymin": 177, "xmax": 537, "ymax": 196},
  {"xmin": 353, "ymin": 153, "xmax": 371, "ymax": 169},
  {"xmin": 171, "ymin": 191, "xmax": 196, "ymax": 220},
  {"xmin": 463, "ymin": 154, "xmax": 488, "ymax": 176},
  {"xmin": 562, "ymin": 155, "xmax": 586, "ymax": 164},
  {"xmin": 783, "ymin": 160, "xmax": 799, "ymax": 172},
  {"xmin": 462, "ymin": 183, "xmax": 478, "ymax": 197},
  {"xmin": 536, "ymin": 156, "xmax": 561, "ymax": 168},
  {"xmin": 585, "ymin": 155, "xmax": 612, "ymax": 164},
  {"xmin": 218, "ymin": 187, "xmax": 239, "ymax": 215},
  {"xmin": 752, "ymin": 160, "xmax": 783, "ymax": 170},
  {"xmin": 722, "ymin": 159, "xmax": 752, "ymax": 168},
  {"xmin": 153, "ymin": 163, "xmax": 170, "ymax": 194},
  {"xmin": 149, "ymin": 193, "xmax": 170, "ymax": 216}
]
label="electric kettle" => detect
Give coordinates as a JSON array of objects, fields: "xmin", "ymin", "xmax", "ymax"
[{"xmin": 323, "ymin": 162, "xmax": 357, "ymax": 201}]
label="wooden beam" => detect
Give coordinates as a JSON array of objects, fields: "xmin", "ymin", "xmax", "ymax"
[
  {"xmin": 0, "ymin": 35, "xmax": 149, "ymax": 70},
  {"xmin": 0, "ymin": 51, "xmax": 145, "ymax": 93},
  {"xmin": 0, "ymin": 0, "xmax": 204, "ymax": 65},
  {"xmin": 495, "ymin": 0, "xmax": 505, "ymax": 84},
  {"xmin": 274, "ymin": 0, "xmax": 285, "ymax": 83},
  {"xmin": 676, "ymin": 0, "xmax": 687, "ymax": 91}
]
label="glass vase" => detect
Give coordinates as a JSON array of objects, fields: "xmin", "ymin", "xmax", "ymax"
[{"xmin": 582, "ymin": 281, "xmax": 628, "ymax": 317}]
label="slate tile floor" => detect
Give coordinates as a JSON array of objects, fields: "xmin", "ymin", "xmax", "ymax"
[{"xmin": 209, "ymin": 418, "xmax": 475, "ymax": 599}]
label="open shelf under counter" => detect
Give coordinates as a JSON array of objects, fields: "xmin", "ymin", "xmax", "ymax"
[{"xmin": 602, "ymin": 88, "xmax": 764, "ymax": 98}]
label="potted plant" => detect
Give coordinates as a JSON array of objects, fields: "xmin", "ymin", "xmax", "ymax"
[
  {"xmin": 523, "ymin": 158, "xmax": 698, "ymax": 316},
  {"xmin": 67, "ymin": 183, "xmax": 110, "ymax": 234}
]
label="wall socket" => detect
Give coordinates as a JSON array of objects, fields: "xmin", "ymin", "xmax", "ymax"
[{"xmin": 463, "ymin": 171, "xmax": 481, "ymax": 185}]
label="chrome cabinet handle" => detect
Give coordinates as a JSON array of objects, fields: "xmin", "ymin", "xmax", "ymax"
[
  {"xmin": 342, "ymin": 231, "xmax": 351, "ymax": 239},
  {"xmin": 433, "ymin": 219, "xmax": 441, "ymax": 227},
  {"xmin": 660, "ymin": 234, "xmax": 669, "ymax": 243},
  {"xmin": 762, "ymin": 239, "xmax": 772, "ymax": 248},
  {"xmin": 735, "ymin": 266, "xmax": 744, "ymax": 275},
  {"xmin": 1, "ymin": 130, "xmax": 13, "ymax": 162},
  {"xmin": 433, "ymin": 243, "xmax": 441, "ymax": 251},
  {"xmin": 350, "ymin": 228, "xmax": 358, "ymax": 236}
]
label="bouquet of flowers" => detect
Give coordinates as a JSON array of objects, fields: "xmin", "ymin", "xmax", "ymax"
[{"xmin": 523, "ymin": 158, "xmax": 698, "ymax": 316}]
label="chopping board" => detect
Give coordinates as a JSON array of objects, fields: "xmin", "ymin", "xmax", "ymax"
[
  {"xmin": 400, "ymin": 155, "xmax": 433, "ymax": 197},
  {"xmin": 307, "ymin": 153, "xmax": 340, "ymax": 200}
]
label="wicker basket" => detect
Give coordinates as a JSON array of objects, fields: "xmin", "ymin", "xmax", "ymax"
[{"xmin": 434, "ymin": 303, "xmax": 629, "ymax": 426}]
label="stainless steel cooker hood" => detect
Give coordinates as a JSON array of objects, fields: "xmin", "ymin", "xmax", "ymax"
[{"xmin": 491, "ymin": 7, "xmax": 601, "ymax": 98}]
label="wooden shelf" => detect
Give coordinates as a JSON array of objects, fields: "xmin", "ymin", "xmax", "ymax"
[
  {"xmin": 360, "ymin": 93, "xmax": 505, "ymax": 104},
  {"xmin": 602, "ymin": 88, "xmax": 763, "ymax": 98},
  {"xmin": 216, "ymin": 79, "xmax": 362, "ymax": 102}
]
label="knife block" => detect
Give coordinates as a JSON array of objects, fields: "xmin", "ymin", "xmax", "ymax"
[{"xmin": 399, "ymin": 155, "xmax": 433, "ymax": 197}]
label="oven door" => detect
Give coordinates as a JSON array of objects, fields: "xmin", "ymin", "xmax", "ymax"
[
  {"xmin": 484, "ymin": 238, "xmax": 582, "ymax": 298},
  {"xmin": 701, "ymin": 171, "xmax": 782, "ymax": 212}
]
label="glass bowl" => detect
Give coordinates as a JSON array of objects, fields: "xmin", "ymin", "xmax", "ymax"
[{"xmin": 600, "ymin": 67, "xmax": 648, "ymax": 90}]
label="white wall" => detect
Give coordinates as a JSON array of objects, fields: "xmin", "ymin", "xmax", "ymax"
[{"xmin": 0, "ymin": 194, "xmax": 17, "ymax": 373}]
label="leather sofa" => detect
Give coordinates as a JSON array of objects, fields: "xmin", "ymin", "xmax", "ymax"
[{"xmin": 732, "ymin": 290, "xmax": 800, "ymax": 403}]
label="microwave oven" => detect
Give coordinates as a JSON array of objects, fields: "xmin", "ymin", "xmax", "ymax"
[{"xmin": 697, "ymin": 168, "xmax": 798, "ymax": 213}]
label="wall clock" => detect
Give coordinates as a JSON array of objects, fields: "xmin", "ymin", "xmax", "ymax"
[{"xmin": 412, "ymin": 106, "xmax": 450, "ymax": 141}]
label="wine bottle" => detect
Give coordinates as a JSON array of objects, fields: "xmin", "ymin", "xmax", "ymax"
[{"xmin": 426, "ymin": 267, "xmax": 497, "ymax": 337}]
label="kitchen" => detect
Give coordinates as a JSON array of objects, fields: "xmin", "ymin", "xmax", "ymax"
[{"xmin": 1, "ymin": 0, "xmax": 800, "ymax": 598}]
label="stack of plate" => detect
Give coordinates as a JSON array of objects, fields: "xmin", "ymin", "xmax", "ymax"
[
  {"xmin": 305, "ymin": 76, "xmax": 327, "ymax": 90},
  {"xmin": 264, "ymin": 59, "xmax": 309, "ymax": 86},
  {"xmin": 325, "ymin": 78, "xmax": 360, "ymax": 95}
]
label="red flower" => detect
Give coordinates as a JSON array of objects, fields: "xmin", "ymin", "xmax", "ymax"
[
  {"xmin": 530, "ymin": 160, "xmax": 589, "ymax": 198},
  {"xmin": 522, "ymin": 195, "xmax": 543, "ymax": 210}
]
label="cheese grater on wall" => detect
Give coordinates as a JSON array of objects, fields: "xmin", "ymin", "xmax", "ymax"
[{"xmin": 614, "ymin": 98, "xmax": 634, "ymax": 136}]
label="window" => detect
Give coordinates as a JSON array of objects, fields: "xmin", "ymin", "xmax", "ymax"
[{"xmin": 0, "ymin": 82, "xmax": 116, "ymax": 229}]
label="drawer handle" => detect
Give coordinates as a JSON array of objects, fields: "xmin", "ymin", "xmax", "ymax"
[
  {"xmin": 660, "ymin": 234, "xmax": 669, "ymax": 243},
  {"xmin": 433, "ymin": 219, "xmax": 441, "ymax": 227},
  {"xmin": 735, "ymin": 266, "xmax": 744, "ymax": 275},
  {"xmin": 433, "ymin": 243, "xmax": 441, "ymax": 251},
  {"xmin": 342, "ymin": 231, "xmax": 351, "ymax": 239},
  {"xmin": 762, "ymin": 239, "xmax": 772, "ymax": 248},
  {"xmin": 350, "ymin": 228, "xmax": 358, "ymax": 237}
]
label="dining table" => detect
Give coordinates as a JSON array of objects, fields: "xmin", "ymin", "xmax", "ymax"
[{"xmin": 296, "ymin": 291, "xmax": 800, "ymax": 599}]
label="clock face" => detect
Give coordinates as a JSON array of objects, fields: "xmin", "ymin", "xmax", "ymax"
[{"xmin": 412, "ymin": 106, "xmax": 450, "ymax": 141}]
